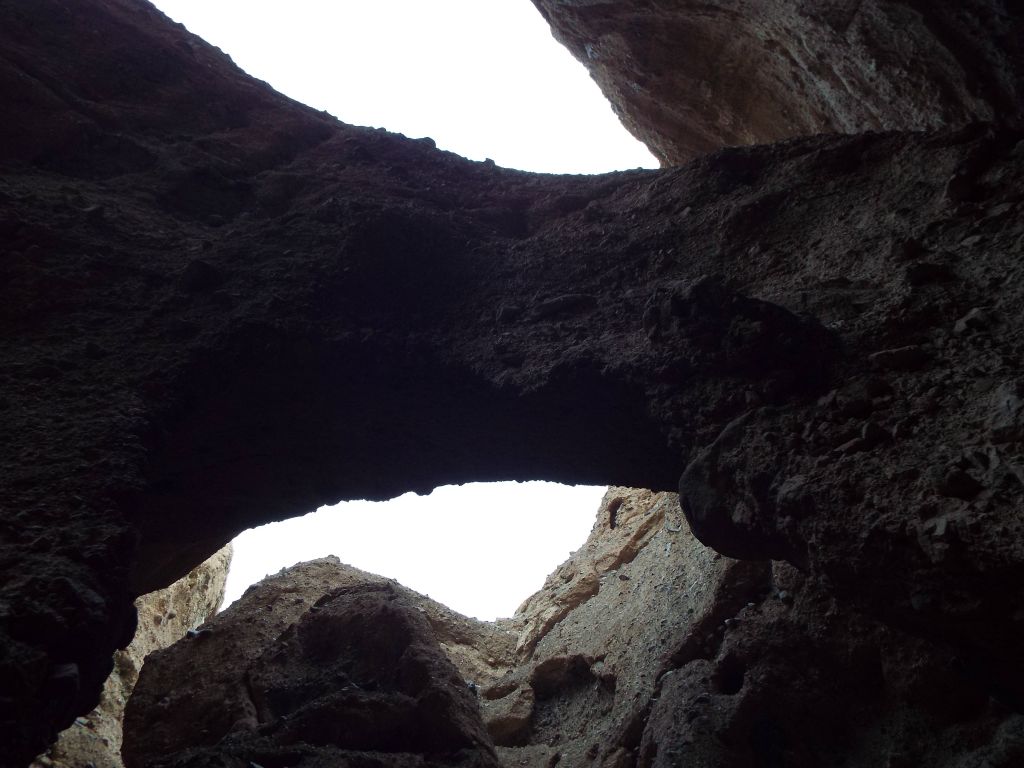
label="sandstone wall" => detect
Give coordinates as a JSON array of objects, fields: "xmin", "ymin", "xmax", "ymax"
[{"xmin": 31, "ymin": 546, "xmax": 231, "ymax": 768}]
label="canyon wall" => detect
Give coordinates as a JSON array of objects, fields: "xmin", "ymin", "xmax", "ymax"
[
  {"xmin": 31, "ymin": 545, "xmax": 230, "ymax": 768},
  {"xmin": 0, "ymin": 0, "xmax": 1022, "ymax": 765},
  {"xmin": 530, "ymin": 0, "xmax": 1024, "ymax": 163},
  {"xmin": 124, "ymin": 490, "xmax": 1024, "ymax": 766}
]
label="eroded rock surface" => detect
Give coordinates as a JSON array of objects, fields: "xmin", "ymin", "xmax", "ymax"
[
  {"xmin": 532, "ymin": 0, "xmax": 1024, "ymax": 163},
  {"xmin": 32, "ymin": 545, "xmax": 231, "ymax": 768},
  {"xmin": 127, "ymin": 490, "xmax": 1024, "ymax": 767},
  {"xmin": 123, "ymin": 559, "xmax": 505, "ymax": 768},
  {"xmin": 483, "ymin": 487, "xmax": 765, "ymax": 766},
  {"xmin": 1, "ymin": 0, "xmax": 1024, "ymax": 764}
]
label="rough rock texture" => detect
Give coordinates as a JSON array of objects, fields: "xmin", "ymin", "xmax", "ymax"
[
  {"xmin": 130, "ymin": 489, "xmax": 1024, "ymax": 767},
  {"xmin": 2, "ymin": 0, "xmax": 1024, "ymax": 766},
  {"xmin": 31, "ymin": 545, "xmax": 231, "ymax": 768},
  {"xmin": 123, "ymin": 558, "xmax": 505, "ymax": 768},
  {"xmin": 531, "ymin": 0, "xmax": 1024, "ymax": 164},
  {"xmin": 494, "ymin": 489, "xmax": 1024, "ymax": 767},
  {"xmin": 484, "ymin": 487, "xmax": 762, "ymax": 766}
]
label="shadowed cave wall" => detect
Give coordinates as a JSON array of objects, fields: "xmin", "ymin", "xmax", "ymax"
[{"xmin": 1, "ymin": 0, "xmax": 1023, "ymax": 766}]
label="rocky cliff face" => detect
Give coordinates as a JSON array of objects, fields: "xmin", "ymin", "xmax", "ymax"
[
  {"xmin": 31, "ymin": 545, "xmax": 231, "ymax": 768},
  {"xmin": 122, "ymin": 558, "xmax": 506, "ymax": 768},
  {"xmin": 531, "ymin": 0, "xmax": 1024, "ymax": 164},
  {"xmin": 1, "ymin": 0, "xmax": 1022, "ymax": 766},
  {"xmin": 126, "ymin": 489, "xmax": 1024, "ymax": 767}
]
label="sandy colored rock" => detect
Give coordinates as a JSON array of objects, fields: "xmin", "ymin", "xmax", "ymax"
[
  {"xmin": 481, "ymin": 686, "xmax": 535, "ymax": 747},
  {"xmin": 510, "ymin": 488, "xmax": 677, "ymax": 657},
  {"xmin": 30, "ymin": 545, "xmax": 231, "ymax": 768}
]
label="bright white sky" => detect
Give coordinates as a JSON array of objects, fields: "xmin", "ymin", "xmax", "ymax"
[
  {"xmin": 151, "ymin": 0, "xmax": 655, "ymax": 620},
  {"xmin": 223, "ymin": 483, "xmax": 607, "ymax": 620},
  {"xmin": 150, "ymin": 0, "xmax": 657, "ymax": 173}
]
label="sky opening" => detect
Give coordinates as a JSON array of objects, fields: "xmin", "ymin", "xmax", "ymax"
[
  {"xmin": 224, "ymin": 482, "xmax": 607, "ymax": 621},
  {"xmin": 149, "ymin": 0, "xmax": 653, "ymax": 620},
  {"xmin": 149, "ymin": 0, "xmax": 657, "ymax": 173}
]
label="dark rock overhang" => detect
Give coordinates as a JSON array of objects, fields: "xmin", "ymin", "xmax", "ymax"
[{"xmin": 1, "ymin": 1, "xmax": 1022, "ymax": 765}]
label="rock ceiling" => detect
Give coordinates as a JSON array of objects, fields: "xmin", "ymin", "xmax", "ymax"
[{"xmin": 1, "ymin": 1, "xmax": 1022, "ymax": 766}]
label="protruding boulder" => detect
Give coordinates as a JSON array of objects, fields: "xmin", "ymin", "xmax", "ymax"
[{"xmin": 122, "ymin": 559, "xmax": 504, "ymax": 768}]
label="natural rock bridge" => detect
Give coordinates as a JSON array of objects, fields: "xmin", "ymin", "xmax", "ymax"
[{"xmin": 1, "ymin": 1, "xmax": 1022, "ymax": 766}]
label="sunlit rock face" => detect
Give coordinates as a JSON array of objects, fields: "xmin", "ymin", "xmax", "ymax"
[
  {"xmin": 30, "ymin": 547, "xmax": 230, "ymax": 768},
  {"xmin": 125, "ymin": 491, "xmax": 1024, "ymax": 767},
  {"xmin": 1, "ymin": 1, "xmax": 1024, "ymax": 766},
  {"xmin": 531, "ymin": 0, "xmax": 1024, "ymax": 164}
]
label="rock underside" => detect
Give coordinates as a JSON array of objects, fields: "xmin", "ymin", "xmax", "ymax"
[
  {"xmin": 1, "ymin": 0, "xmax": 1023, "ymax": 766},
  {"xmin": 530, "ymin": 0, "xmax": 1024, "ymax": 164}
]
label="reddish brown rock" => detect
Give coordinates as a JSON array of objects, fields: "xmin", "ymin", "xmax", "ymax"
[
  {"xmin": 30, "ymin": 546, "xmax": 230, "ymax": 768},
  {"xmin": 532, "ymin": 0, "xmax": 1024, "ymax": 163}
]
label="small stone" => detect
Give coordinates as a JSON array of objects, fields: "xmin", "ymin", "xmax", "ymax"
[
  {"xmin": 533, "ymin": 293, "xmax": 597, "ymax": 319},
  {"xmin": 905, "ymin": 262, "xmax": 953, "ymax": 286},
  {"xmin": 889, "ymin": 237, "xmax": 924, "ymax": 261},
  {"xmin": 944, "ymin": 172, "xmax": 975, "ymax": 204},
  {"xmin": 83, "ymin": 203, "xmax": 106, "ymax": 222},
  {"xmin": 496, "ymin": 304, "xmax": 523, "ymax": 323},
  {"xmin": 869, "ymin": 345, "xmax": 930, "ymax": 371},
  {"xmin": 954, "ymin": 307, "xmax": 990, "ymax": 334},
  {"xmin": 817, "ymin": 390, "xmax": 838, "ymax": 409},
  {"xmin": 836, "ymin": 436, "xmax": 869, "ymax": 455},
  {"xmin": 861, "ymin": 421, "xmax": 892, "ymax": 448},
  {"xmin": 864, "ymin": 377, "xmax": 894, "ymax": 399},
  {"xmin": 839, "ymin": 396, "xmax": 872, "ymax": 419},
  {"xmin": 990, "ymin": 382, "xmax": 1024, "ymax": 443},
  {"xmin": 937, "ymin": 469, "xmax": 982, "ymax": 500},
  {"xmin": 777, "ymin": 590, "xmax": 793, "ymax": 604},
  {"xmin": 484, "ymin": 686, "xmax": 535, "ymax": 746},
  {"xmin": 179, "ymin": 259, "xmax": 224, "ymax": 293}
]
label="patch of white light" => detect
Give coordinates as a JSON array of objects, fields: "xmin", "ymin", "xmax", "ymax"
[
  {"xmin": 149, "ymin": 0, "xmax": 658, "ymax": 173},
  {"xmin": 222, "ymin": 482, "xmax": 607, "ymax": 621},
  {"xmin": 148, "ymin": 0, "xmax": 650, "ymax": 618}
]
